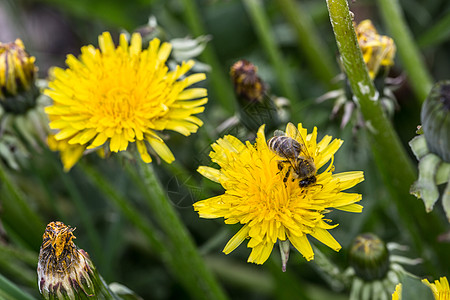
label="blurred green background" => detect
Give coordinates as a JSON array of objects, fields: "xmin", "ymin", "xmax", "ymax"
[{"xmin": 0, "ymin": 0, "xmax": 449, "ymax": 299}]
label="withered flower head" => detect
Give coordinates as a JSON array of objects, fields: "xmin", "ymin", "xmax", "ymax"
[
  {"xmin": 230, "ymin": 60, "xmax": 266, "ymax": 102},
  {"xmin": 37, "ymin": 221, "xmax": 112, "ymax": 299},
  {"xmin": 354, "ymin": 20, "xmax": 396, "ymax": 79}
]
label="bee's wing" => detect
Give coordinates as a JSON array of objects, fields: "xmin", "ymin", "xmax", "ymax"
[
  {"xmin": 276, "ymin": 142, "xmax": 299, "ymax": 171},
  {"xmin": 285, "ymin": 122, "xmax": 312, "ymax": 158}
]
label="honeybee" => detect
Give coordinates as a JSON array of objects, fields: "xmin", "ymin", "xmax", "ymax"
[{"xmin": 268, "ymin": 123, "xmax": 317, "ymax": 187}]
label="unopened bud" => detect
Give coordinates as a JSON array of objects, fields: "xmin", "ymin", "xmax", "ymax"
[{"xmin": 349, "ymin": 233, "xmax": 390, "ymax": 281}]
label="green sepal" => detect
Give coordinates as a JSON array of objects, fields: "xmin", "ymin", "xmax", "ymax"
[
  {"xmin": 410, "ymin": 153, "xmax": 441, "ymax": 212},
  {"xmin": 443, "ymin": 179, "xmax": 450, "ymax": 222}
]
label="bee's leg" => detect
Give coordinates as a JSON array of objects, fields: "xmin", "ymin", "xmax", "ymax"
[
  {"xmin": 277, "ymin": 161, "xmax": 284, "ymax": 171},
  {"xmin": 283, "ymin": 167, "xmax": 291, "ymax": 183}
]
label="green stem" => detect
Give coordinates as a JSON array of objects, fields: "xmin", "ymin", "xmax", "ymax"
[
  {"xmin": 243, "ymin": 0, "xmax": 300, "ymax": 103},
  {"xmin": 162, "ymin": 160, "xmax": 209, "ymax": 200},
  {"xmin": 135, "ymin": 161, "xmax": 228, "ymax": 300},
  {"xmin": 180, "ymin": 0, "xmax": 236, "ymax": 113},
  {"xmin": 376, "ymin": 0, "xmax": 433, "ymax": 102},
  {"xmin": 0, "ymin": 273, "xmax": 36, "ymax": 300},
  {"xmin": 0, "ymin": 244, "xmax": 37, "ymax": 266},
  {"xmin": 278, "ymin": 0, "xmax": 338, "ymax": 87},
  {"xmin": 326, "ymin": 0, "xmax": 448, "ymax": 273}
]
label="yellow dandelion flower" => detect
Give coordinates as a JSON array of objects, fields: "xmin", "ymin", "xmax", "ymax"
[
  {"xmin": 45, "ymin": 32, "xmax": 207, "ymax": 171},
  {"xmin": 194, "ymin": 123, "xmax": 364, "ymax": 265},
  {"xmin": 422, "ymin": 277, "xmax": 450, "ymax": 300},
  {"xmin": 392, "ymin": 283, "xmax": 402, "ymax": 300},
  {"xmin": 355, "ymin": 20, "xmax": 396, "ymax": 79}
]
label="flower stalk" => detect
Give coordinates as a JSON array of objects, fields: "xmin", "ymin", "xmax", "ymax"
[
  {"xmin": 326, "ymin": 0, "xmax": 448, "ymax": 272},
  {"xmin": 377, "ymin": 0, "xmax": 433, "ymax": 102},
  {"xmin": 136, "ymin": 160, "xmax": 228, "ymax": 300}
]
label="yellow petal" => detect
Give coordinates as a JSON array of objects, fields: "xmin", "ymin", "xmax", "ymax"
[
  {"xmin": 223, "ymin": 225, "xmax": 250, "ymax": 254},
  {"xmin": 136, "ymin": 140, "xmax": 152, "ymax": 163},
  {"xmin": 184, "ymin": 73, "xmax": 206, "ymax": 87},
  {"xmin": 177, "ymin": 88, "xmax": 207, "ymax": 100},
  {"xmin": 333, "ymin": 171, "xmax": 365, "ymax": 190},
  {"xmin": 336, "ymin": 203, "xmax": 363, "ymax": 212},
  {"xmin": 197, "ymin": 166, "xmax": 224, "ymax": 183},
  {"xmin": 310, "ymin": 227, "xmax": 341, "ymax": 252},
  {"xmin": 147, "ymin": 136, "xmax": 175, "ymax": 163},
  {"xmin": 289, "ymin": 234, "xmax": 314, "ymax": 261}
]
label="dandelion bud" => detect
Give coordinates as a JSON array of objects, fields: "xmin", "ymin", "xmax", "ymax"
[
  {"xmin": 349, "ymin": 233, "xmax": 390, "ymax": 281},
  {"xmin": 0, "ymin": 39, "xmax": 38, "ymax": 114},
  {"xmin": 410, "ymin": 81, "xmax": 450, "ymax": 218},
  {"xmin": 421, "ymin": 80, "xmax": 450, "ymax": 163},
  {"xmin": 37, "ymin": 221, "xmax": 115, "ymax": 299},
  {"xmin": 230, "ymin": 60, "xmax": 266, "ymax": 103}
]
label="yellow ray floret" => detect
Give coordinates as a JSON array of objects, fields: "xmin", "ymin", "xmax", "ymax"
[
  {"xmin": 194, "ymin": 123, "xmax": 364, "ymax": 265},
  {"xmin": 422, "ymin": 277, "xmax": 450, "ymax": 300},
  {"xmin": 45, "ymin": 32, "xmax": 207, "ymax": 170}
]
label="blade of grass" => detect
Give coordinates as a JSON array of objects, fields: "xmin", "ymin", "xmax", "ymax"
[
  {"xmin": 417, "ymin": 12, "xmax": 450, "ymax": 48},
  {"xmin": 180, "ymin": 0, "xmax": 236, "ymax": 113},
  {"xmin": 0, "ymin": 163, "xmax": 44, "ymax": 249},
  {"xmin": 0, "ymin": 251, "xmax": 36, "ymax": 290},
  {"xmin": 0, "ymin": 243, "xmax": 37, "ymax": 267},
  {"xmin": 243, "ymin": 0, "xmax": 301, "ymax": 104},
  {"xmin": 0, "ymin": 273, "xmax": 36, "ymax": 300},
  {"xmin": 278, "ymin": 0, "xmax": 338, "ymax": 88},
  {"xmin": 376, "ymin": 0, "xmax": 433, "ymax": 102}
]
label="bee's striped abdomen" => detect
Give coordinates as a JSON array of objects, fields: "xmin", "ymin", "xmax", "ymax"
[{"xmin": 268, "ymin": 136, "xmax": 301, "ymax": 159}]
